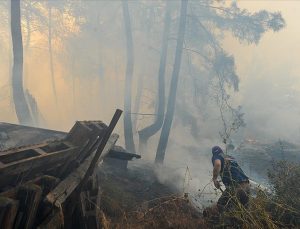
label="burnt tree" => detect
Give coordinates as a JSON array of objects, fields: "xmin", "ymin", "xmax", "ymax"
[
  {"xmin": 155, "ymin": 0, "xmax": 188, "ymax": 164},
  {"xmin": 138, "ymin": 1, "xmax": 172, "ymax": 152},
  {"xmin": 122, "ymin": 0, "xmax": 136, "ymax": 153},
  {"xmin": 11, "ymin": 0, "xmax": 33, "ymax": 125}
]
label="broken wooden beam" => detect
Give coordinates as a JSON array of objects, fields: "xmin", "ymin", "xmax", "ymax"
[
  {"xmin": 103, "ymin": 145, "xmax": 141, "ymax": 170},
  {"xmin": 0, "ymin": 142, "xmax": 77, "ymax": 189},
  {"xmin": 77, "ymin": 174, "xmax": 101, "ymax": 229},
  {"xmin": 14, "ymin": 184, "xmax": 42, "ymax": 229},
  {"xmin": 107, "ymin": 145, "xmax": 141, "ymax": 160},
  {"xmin": 0, "ymin": 197, "xmax": 18, "ymax": 229},
  {"xmin": 65, "ymin": 121, "xmax": 107, "ymax": 148},
  {"xmin": 0, "ymin": 111, "xmax": 128, "ymax": 228},
  {"xmin": 80, "ymin": 109, "xmax": 122, "ymax": 190},
  {"xmin": 45, "ymin": 134, "xmax": 119, "ymax": 208},
  {"xmin": 36, "ymin": 207, "xmax": 64, "ymax": 229}
]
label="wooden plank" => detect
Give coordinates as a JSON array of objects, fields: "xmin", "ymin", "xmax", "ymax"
[
  {"xmin": 77, "ymin": 174, "xmax": 101, "ymax": 229},
  {"xmin": 107, "ymin": 146, "xmax": 141, "ymax": 160},
  {"xmin": 0, "ymin": 175, "xmax": 59, "ymax": 200},
  {"xmin": 45, "ymin": 134, "xmax": 119, "ymax": 208},
  {"xmin": 80, "ymin": 109, "xmax": 123, "ymax": 190},
  {"xmin": 34, "ymin": 148, "xmax": 47, "ymax": 156},
  {"xmin": 58, "ymin": 121, "xmax": 112, "ymax": 179},
  {"xmin": 84, "ymin": 186, "xmax": 101, "ymax": 229},
  {"xmin": 14, "ymin": 184, "xmax": 42, "ymax": 229},
  {"xmin": 65, "ymin": 121, "xmax": 107, "ymax": 148},
  {"xmin": 0, "ymin": 188, "xmax": 17, "ymax": 199},
  {"xmin": 65, "ymin": 122, "xmax": 93, "ymax": 147},
  {"xmin": 0, "ymin": 145, "xmax": 77, "ymax": 188},
  {"xmin": 29, "ymin": 175, "xmax": 60, "ymax": 197},
  {"xmin": 0, "ymin": 197, "xmax": 19, "ymax": 229},
  {"xmin": 79, "ymin": 192, "xmax": 87, "ymax": 218},
  {"xmin": 37, "ymin": 207, "xmax": 64, "ymax": 229},
  {"xmin": 0, "ymin": 143, "xmax": 49, "ymax": 156},
  {"xmin": 76, "ymin": 137, "xmax": 100, "ymax": 164},
  {"xmin": 74, "ymin": 109, "xmax": 123, "ymax": 229},
  {"xmin": 0, "ymin": 145, "xmax": 77, "ymax": 175},
  {"xmin": 57, "ymin": 139, "xmax": 90, "ymax": 178}
]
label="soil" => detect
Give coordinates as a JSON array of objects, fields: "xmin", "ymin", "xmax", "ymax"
[{"xmin": 97, "ymin": 162, "xmax": 208, "ymax": 229}]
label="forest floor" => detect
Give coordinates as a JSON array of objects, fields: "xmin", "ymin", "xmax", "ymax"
[{"xmin": 97, "ymin": 162, "xmax": 209, "ymax": 228}]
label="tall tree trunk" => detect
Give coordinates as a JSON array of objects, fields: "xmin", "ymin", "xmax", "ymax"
[
  {"xmin": 132, "ymin": 72, "xmax": 144, "ymax": 133},
  {"xmin": 122, "ymin": 1, "xmax": 136, "ymax": 153},
  {"xmin": 155, "ymin": 0, "xmax": 188, "ymax": 164},
  {"xmin": 11, "ymin": 0, "xmax": 33, "ymax": 125},
  {"xmin": 25, "ymin": 90, "xmax": 39, "ymax": 127},
  {"xmin": 48, "ymin": 6, "xmax": 58, "ymax": 108},
  {"xmin": 138, "ymin": 1, "xmax": 172, "ymax": 151}
]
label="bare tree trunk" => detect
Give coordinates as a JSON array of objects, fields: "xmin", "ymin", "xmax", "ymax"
[
  {"xmin": 25, "ymin": 90, "xmax": 39, "ymax": 127},
  {"xmin": 48, "ymin": 6, "xmax": 58, "ymax": 108},
  {"xmin": 155, "ymin": 0, "xmax": 188, "ymax": 164},
  {"xmin": 132, "ymin": 73, "xmax": 144, "ymax": 133},
  {"xmin": 11, "ymin": 0, "xmax": 33, "ymax": 125},
  {"xmin": 122, "ymin": 0, "xmax": 136, "ymax": 153},
  {"xmin": 138, "ymin": 1, "xmax": 172, "ymax": 151}
]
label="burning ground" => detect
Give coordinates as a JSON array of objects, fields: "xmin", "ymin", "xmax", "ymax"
[{"xmin": 98, "ymin": 162, "xmax": 207, "ymax": 228}]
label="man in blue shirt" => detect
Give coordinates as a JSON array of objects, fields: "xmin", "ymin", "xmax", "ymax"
[{"xmin": 211, "ymin": 146, "xmax": 250, "ymax": 212}]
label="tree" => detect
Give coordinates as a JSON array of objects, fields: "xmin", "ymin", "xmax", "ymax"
[
  {"xmin": 179, "ymin": 1, "xmax": 285, "ymax": 145},
  {"xmin": 48, "ymin": 3, "xmax": 58, "ymax": 109},
  {"xmin": 155, "ymin": 0, "xmax": 188, "ymax": 164},
  {"xmin": 11, "ymin": 0, "xmax": 33, "ymax": 125},
  {"xmin": 153, "ymin": 0, "xmax": 285, "ymax": 163},
  {"xmin": 138, "ymin": 1, "xmax": 172, "ymax": 152},
  {"xmin": 122, "ymin": 0, "xmax": 136, "ymax": 153}
]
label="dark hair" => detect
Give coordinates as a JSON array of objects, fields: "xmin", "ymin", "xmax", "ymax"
[{"xmin": 212, "ymin": 146, "xmax": 223, "ymax": 155}]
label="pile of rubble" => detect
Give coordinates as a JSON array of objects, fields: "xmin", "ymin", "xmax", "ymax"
[{"xmin": 0, "ymin": 109, "xmax": 140, "ymax": 229}]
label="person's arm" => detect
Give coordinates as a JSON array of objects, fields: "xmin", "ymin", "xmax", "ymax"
[{"xmin": 213, "ymin": 159, "xmax": 221, "ymax": 189}]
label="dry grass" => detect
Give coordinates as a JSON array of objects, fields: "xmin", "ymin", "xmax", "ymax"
[
  {"xmin": 98, "ymin": 165, "xmax": 207, "ymax": 228},
  {"xmin": 97, "ymin": 161, "xmax": 300, "ymax": 228}
]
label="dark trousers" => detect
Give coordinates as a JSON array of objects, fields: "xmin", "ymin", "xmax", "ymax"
[{"xmin": 217, "ymin": 181, "xmax": 250, "ymax": 213}]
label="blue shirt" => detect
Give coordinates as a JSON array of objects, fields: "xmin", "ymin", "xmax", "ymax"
[{"xmin": 212, "ymin": 153, "xmax": 249, "ymax": 187}]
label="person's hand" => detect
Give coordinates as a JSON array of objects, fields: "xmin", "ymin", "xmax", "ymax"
[{"xmin": 213, "ymin": 179, "xmax": 221, "ymax": 189}]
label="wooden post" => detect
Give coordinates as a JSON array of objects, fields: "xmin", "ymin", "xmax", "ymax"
[
  {"xmin": 37, "ymin": 207, "xmax": 64, "ymax": 229},
  {"xmin": 45, "ymin": 134, "xmax": 119, "ymax": 208},
  {"xmin": 14, "ymin": 184, "xmax": 42, "ymax": 229},
  {"xmin": 80, "ymin": 109, "xmax": 123, "ymax": 190},
  {"xmin": 0, "ymin": 197, "xmax": 19, "ymax": 229}
]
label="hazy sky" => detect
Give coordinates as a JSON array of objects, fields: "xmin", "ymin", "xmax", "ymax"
[{"xmin": 223, "ymin": 0, "xmax": 300, "ymax": 143}]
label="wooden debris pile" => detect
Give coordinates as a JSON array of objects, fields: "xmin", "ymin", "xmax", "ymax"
[{"xmin": 0, "ymin": 109, "xmax": 140, "ymax": 229}]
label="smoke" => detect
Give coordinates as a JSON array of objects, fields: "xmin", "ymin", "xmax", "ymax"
[
  {"xmin": 221, "ymin": 1, "xmax": 300, "ymax": 144},
  {"xmin": 0, "ymin": 0, "xmax": 299, "ymax": 206}
]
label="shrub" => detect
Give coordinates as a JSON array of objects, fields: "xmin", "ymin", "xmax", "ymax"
[{"xmin": 268, "ymin": 160, "xmax": 300, "ymax": 226}]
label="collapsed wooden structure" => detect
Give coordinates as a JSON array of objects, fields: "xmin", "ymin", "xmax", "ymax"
[{"xmin": 0, "ymin": 109, "xmax": 140, "ymax": 229}]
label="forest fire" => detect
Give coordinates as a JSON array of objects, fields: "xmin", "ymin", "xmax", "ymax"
[{"xmin": 1, "ymin": 0, "xmax": 300, "ymax": 228}]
